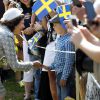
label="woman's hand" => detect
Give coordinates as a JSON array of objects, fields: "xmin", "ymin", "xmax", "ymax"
[
  {"xmin": 3, "ymin": 0, "xmax": 9, "ymax": 11},
  {"xmin": 33, "ymin": 61, "xmax": 43, "ymax": 69},
  {"xmin": 33, "ymin": 61, "xmax": 51, "ymax": 70},
  {"xmin": 3, "ymin": 0, "xmax": 9, "ymax": 6},
  {"xmin": 8, "ymin": 2, "xmax": 16, "ymax": 9}
]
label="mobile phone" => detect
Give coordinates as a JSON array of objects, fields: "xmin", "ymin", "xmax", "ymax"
[
  {"xmin": 72, "ymin": 0, "xmax": 82, "ymax": 7},
  {"xmin": 83, "ymin": 1, "xmax": 96, "ymax": 21},
  {"xmin": 64, "ymin": 15, "xmax": 78, "ymax": 27},
  {"xmin": 72, "ymin": 19, "xmax": 77, "ymax": 27}
]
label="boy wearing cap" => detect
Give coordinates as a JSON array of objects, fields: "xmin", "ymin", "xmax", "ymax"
[{"xmin": 46, "ymin": 15, "xmax": 75, "ymax": 100}]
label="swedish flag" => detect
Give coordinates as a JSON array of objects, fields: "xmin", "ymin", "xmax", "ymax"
[
  {"xmin": 56, "ymin": 4, "xmax": 71, "ymax": 29},
  {"xmin": 32, "ymin": 0, "xmax": 57, "ymax": 21}
]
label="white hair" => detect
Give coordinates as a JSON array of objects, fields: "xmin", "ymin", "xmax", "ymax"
[{"xmin": 94, "ymin": 0, "xmax": 100, "ymax": 14}]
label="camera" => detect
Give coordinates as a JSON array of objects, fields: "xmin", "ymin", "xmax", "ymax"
[{"xmin": 8, "ymin": 0, "xmax": 21, "ymax": 8}]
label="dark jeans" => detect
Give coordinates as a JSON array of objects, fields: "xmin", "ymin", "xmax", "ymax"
[{"xmin": 38, "ymin": 71, "xmax": 53, "ymax": 100}]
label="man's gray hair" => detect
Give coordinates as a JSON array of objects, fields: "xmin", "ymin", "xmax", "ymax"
[{"xmin": 94, "ymin": 0, "xmax": 100, "ymax": 14}]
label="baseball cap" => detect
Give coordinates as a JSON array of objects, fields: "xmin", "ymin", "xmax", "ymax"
[{"xmin": 0, "ymin": 8, "xmax": 23, "ymax": 22}]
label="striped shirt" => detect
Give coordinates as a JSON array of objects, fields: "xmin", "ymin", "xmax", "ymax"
[{"xmin": 50, "ymin": 33, "xmax": 75, "ymax": 80}]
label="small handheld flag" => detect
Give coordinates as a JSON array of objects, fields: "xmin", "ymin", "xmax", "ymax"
[
  {"xmin": 32, "ymin": 0, "xmax": 57, "ymax": 21},
  {"xmin": 28, "ymin": 32, "xmax": 43, "ymax": 56},
  {"xmin": 28, "ymin": 32, "xmax": 43, "ymax": 50},
  {"xmin": 56, "ymin": 4, "xmax": 71, "ymax": 29}
]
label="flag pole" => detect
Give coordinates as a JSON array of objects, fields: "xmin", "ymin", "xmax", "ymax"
[{"xmin": 19, "ymin": 33, "xmax": 75, "ymax": 54}]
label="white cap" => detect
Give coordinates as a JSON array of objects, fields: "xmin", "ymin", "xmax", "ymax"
[{"xmin": 0, "ymin": 8, "xmax": 23, "ymax": 22}]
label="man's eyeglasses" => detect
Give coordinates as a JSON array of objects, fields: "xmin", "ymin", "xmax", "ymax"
[{"xmin": 88, "ymin": 21, "xmax": 100, "ymax": 27}]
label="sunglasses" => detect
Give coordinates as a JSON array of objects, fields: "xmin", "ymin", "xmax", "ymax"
[{"xmin": 88, "ymin": 21, "xmax": 100, "ymax": 27}]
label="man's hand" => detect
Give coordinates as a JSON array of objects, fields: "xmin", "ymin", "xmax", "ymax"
[
  {"xmin": 95, "ymin": 15, "xmax": 100, "ymax": 22},
  {"xmin": 64, "ymin": 19, "xmax": 74, "ymax": 33},
  {"xmin": 34, "ymin": 22, "xmax": 43, "ymax": 31},
  {"xmin": 64, "ymin": 19, "xmax": 84, "ymax": 46},
  {"xmin": 64, "ymin": 21, "xmax": 86, "ymax": 48},
  {"xmin": 72, "ymin": 6, "xmax": 86, "ymax": 21},
  {"xmin": 23, "ymin": 27, "xmax": 34, "ymax": 35},
  {"xmin": 80, "ymin": 27, "xmax": 93, "ymax": 40},
  {"xmin": 60, "ymin": 79, "xmax": 67, "ymax": 87},
  {"xmin": 80, "ymin": 26, "xmax": 100, "ymax": 45},
  {"xmin": 70, "ymin": 26, "xmax": 87, "ymax": 48},
  {"xmin": 33, "ymin": 61, "xmax": 42, "ymax": 69}
]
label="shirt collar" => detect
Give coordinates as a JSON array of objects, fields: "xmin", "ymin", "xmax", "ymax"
[{"xmin": 59, "ymin": 33, "xmax": 71, "ymax": 39}]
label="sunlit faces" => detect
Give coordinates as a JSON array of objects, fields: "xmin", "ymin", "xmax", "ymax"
[{"xmin": 53, "ymin": 23, "xmax": 65, "ymax": 34}]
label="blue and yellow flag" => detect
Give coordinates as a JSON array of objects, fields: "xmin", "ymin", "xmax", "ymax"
[
  {"xmin": 56, "ymin": 4, "xmax": 71, "ymax": 29},
  {"xmin": 32, "ymin": 0, "xmax": 57, "ymax": 21}
]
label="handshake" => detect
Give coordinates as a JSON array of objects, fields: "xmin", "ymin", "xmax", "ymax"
[{"xmin": 33, "ymin": 61, "xmax": 50, "ymax": 70}]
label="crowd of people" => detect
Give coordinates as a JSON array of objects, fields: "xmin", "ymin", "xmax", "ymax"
[{"xmin": 0, "ymin": 0, "xmax": 100, "ymax": 100}]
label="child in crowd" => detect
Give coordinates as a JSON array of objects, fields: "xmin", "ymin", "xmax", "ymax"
[{"xmin": 44, "ymin": 15, "xmax": 76, "ymax": 100}]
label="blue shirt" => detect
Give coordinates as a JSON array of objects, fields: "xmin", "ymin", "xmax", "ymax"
[{"xmin": 50, "ymin": 33, "xmax": 75, "ymax": 80}]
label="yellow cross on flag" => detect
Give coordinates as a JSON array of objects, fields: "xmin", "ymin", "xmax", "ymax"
[{"xmin": 32, "ymin": 0, "xmax": 57, "ymax": 20}]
